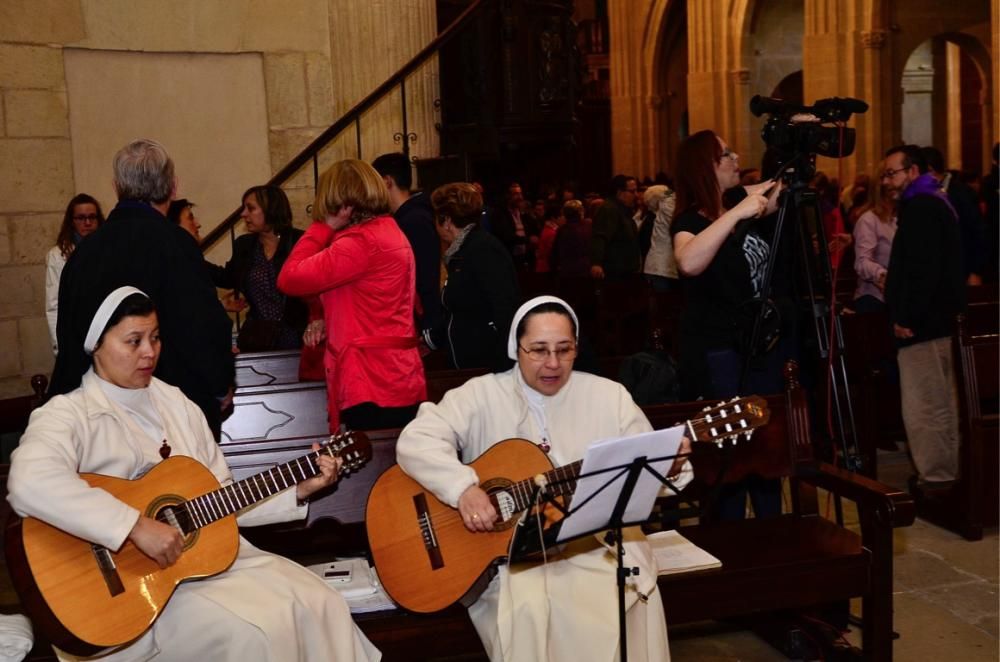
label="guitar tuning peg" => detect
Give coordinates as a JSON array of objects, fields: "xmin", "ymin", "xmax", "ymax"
[
  {"xmin": 702, "ymin": 405, "xmax": 712, "ymax": 412},
  {"xmin": 715, "ymin": 439, "xmax": 724, "ymax": 448}
]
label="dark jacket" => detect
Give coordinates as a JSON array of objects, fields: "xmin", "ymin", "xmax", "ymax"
[
  {"xmin": 885, "ymin": 191, "xmax": 965, "ymax": 346},
  {"xmin": 393, "ymin": 192, "xmax": 442, "ymax": 331},
  {"xmin": 944, "ymin": 174, "xmax": 987, "ymax": 279},
  {"xmin": 50, "ymin": 200, "xmax": 234, "ymax": 435},
  {"xmin": 427, "ymin": 228, "xmax": 520, "ymax": 371},
  {"xmin": 550, "ymin": 220, "xmax": 592, "ymax": 277},
  {"xmin": 489, "ymin": 207, "xmax": 539, "ymax": 266},
  {"xmin": 207, "ymin": 229, "xmax": 308, "ymax": 343},
  {"xmin": 590, "ymin": 199, "xmax": 640, "ymax": 278}
]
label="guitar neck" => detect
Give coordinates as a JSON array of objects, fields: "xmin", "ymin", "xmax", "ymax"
[
  {"xmin": 178, "ymin": 430, "xmax": 373, "ymax": 532},
  {"xmin": 502, "ymin": 396, "xmax": 769, "ymax": 513},
  {"xmin": 505, "ymin": 460, "xmax": 583, "ymax": 513},
  {"xmin": 182, "ymin": 450, "xmax": 330, "ymax": 530}
]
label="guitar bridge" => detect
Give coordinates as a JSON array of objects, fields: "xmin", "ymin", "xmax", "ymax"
[
  {"xmin": 413, "ymin": 493, "xmax": 444, "ymax": 570},
  {"xmin": 91, "ymin": 544, "xmax": 125, "ymax": 596}
]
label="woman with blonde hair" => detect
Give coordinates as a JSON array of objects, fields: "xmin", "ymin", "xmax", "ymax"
[
  {"xmin": 852, "ymin": 167, "xmax": 898, "ymax": 313},
  {"xmin": 278, "ymin": 159, "xmax": 426, "ymax": 431}
]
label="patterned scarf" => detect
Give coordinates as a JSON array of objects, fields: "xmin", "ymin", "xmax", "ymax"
[
  {"xmin": 901, "ymin": 173, "xmax": 957, "ymax": 221},
  {"xmin": 443, "ymin": 223, "xmax": 476, "ymax": 265}
]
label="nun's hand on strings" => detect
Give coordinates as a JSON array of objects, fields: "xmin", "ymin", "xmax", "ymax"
[
  {"xmin": 458, "ymin": 485, "xmax": 498, "ymax": 532},
  {"xmin": 296, "ymin": 442, "xmax": 343, "ymax": 501},
  {"xmin": 128, "ymin": 516, "xmax": 184, "ymax": 569}
]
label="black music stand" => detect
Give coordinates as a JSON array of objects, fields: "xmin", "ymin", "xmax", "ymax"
[{"xmin": 508, "ymin": 428, "xmax": 688, "ymax": 662}]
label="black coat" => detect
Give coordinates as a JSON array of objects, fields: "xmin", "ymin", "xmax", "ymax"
[
  {"xmin": 591, "ymin": 199, "xmax": 640, "ymax": 278},
  {"xmin": 393, "ymin": 193, "xmax": 442, "ymax": 331},
  {"xmin": 489, "ymin": 207, "xmax": 539, "ymax": 265},
  {"xmin": 428, "ymin": 228, "xmax": 520, "ymax": 371},
  {"xmin": 207, "ymin": 229, "xmax": 308, "ymax": 342},
  {"xmin": 885, "ymin": 194, "xmax": 965, "ymax": 346},
  {"xmin": 50, "ymin": 200, "xmax": 234, "ymax": 435}
]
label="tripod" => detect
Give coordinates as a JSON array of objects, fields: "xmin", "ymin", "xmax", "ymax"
[{"xmin": 741, "ymin": 166, "xmax": 863, "ymax": 473}]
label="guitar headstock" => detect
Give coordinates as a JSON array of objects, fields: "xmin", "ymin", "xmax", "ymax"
[
  {"xmin": 688, "ymin": 395, "xmax": 770, "ymax": 447},
  {"xmin": 323, "ymin": 430, "xmax": 373, "ymax": 475}
]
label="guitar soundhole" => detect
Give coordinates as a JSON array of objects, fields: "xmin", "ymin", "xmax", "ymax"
[
  {"xmin": 481, "ymin": 479, "xmax": 519, "ymax": 532},
  {"xmin": 148, "ymin": 496, "xmax": 199, "ymax": 550}
]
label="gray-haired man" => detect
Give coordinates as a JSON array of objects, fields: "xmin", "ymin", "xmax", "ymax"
[{"xmin": 50, "ymin": 138, "xmax": 234, "ymax": 438}]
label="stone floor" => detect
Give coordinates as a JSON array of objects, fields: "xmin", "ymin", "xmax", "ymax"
[{"xmin": 669, "ymin": 445, "xmax": 999, "ymax": 661}]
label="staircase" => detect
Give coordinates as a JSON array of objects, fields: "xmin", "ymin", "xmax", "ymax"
[{"xmin": 199, "ymin": 0, "xmax": 491, "ymax": 253}]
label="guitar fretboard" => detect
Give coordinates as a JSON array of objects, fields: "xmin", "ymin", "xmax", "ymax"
[
  {"xmin": 498, "ymin": 397, "xmax": 768, "ymax": 514},
  {"xmin": 504, "ymin": 459, "xmax": 583, "ymax": 513},
  {"xmin": 167, "ymin": 441, "xmax": 350, "ymax": 534}
]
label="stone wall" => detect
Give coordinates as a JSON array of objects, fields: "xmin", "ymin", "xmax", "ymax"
[{"xmin": 0, "ymin": 0, "xmax": 439, "ymax": 398}]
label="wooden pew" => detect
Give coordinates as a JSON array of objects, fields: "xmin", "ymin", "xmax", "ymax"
[
  {"xmin": 234, "ymin": 366, "xmax": 913, "ymax": 661},
  {"xmin": 914, "ymin": 309, "xmax": 1000, "ymax": 540},
  {"xmin": 0, "ymin": 363, "xmax": 912, "ymax": 661},
  {"xmin": 651, "ymin": 367, "xmax": 914, "ymax": 661},
  {"xmin": 224, "ymin": 351, "xmax": 488, "ymax": 446},
  {"xmin": 839, "ymin": 311, "xmax": 904, "ymax": 478},
  {"xmin": 0, "ymin": 376, "xmax": 48, "ymax": 439}
]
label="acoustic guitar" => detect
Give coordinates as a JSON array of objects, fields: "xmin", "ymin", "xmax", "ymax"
[
  {"xmin": 366, "ymin": 396, "xmax": 769, "ymax": 613},
  {"xmin": 5, "ymin": 431, "xmax": 371, "ymax": 656}
]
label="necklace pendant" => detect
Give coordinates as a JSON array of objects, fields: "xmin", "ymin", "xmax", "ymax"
[
  {"xmin": 538, "ymin": 440, "xmax": 551, "ymax": 454},
  {"xmin": 159, "ymin": 439, "xmax": 172, "ymax": 459}
]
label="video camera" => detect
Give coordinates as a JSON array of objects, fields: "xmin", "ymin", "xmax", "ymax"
[{"xmin": 750, "ymin": 95, "xmax": 868, "ymax": 161}]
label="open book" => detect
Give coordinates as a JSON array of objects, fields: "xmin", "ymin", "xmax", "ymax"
[{"xmin": 647, "ymin": 530, "xmax": 723, "ymax": 575}]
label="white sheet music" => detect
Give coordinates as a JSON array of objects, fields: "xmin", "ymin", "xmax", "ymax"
[
  {"xmin": 646, "ymin": 530, "xmax": 722, "ymax": 575},
  {"xmin": 556, "ymin": 425, "xmax": 685, "ymax": 542}
]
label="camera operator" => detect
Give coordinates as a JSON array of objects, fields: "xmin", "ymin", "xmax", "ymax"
[{"xmin": 671, "ymin": 129, "xmax": 783, "ymax": 520}]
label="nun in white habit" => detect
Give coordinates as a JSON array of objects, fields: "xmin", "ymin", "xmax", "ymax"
[
  {"xmin": 8, "ymin": 286, "xmax": 380, "ymax": 662},
  {"xmin": 396, "ymin": 295, "xmax": 693, "ymax": 662}
]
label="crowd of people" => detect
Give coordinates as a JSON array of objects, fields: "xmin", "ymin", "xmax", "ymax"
[{"xmin": 22, "ymin": 132, "xmax": 998, "ymax": 661}]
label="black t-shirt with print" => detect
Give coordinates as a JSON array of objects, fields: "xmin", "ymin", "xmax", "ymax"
[{"xmin": 671, "ymin": 208, "xmax": 770, "ymax": 397}]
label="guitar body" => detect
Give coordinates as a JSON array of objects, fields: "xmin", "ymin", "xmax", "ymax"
[
  {"xmin": 366, "ymin": 439, "xmax": 557, "ymax": 614},
  {"xmin": 7, "ymin": 455, "xmax": 239, "ymax": 653}
]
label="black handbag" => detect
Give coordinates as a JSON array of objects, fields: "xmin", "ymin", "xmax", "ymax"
[{"xmin": 236, "ymin": 318, "xmax": 282, "ymax": 352}]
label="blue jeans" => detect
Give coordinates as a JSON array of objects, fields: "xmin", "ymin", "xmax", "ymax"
[{"xmin": 702, "ymin": 343, "xmax": 790, "ymax": 520}]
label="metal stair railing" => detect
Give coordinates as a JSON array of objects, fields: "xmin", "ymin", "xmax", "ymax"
[{"xmin": 200, "ymin": 0, "xmax": 490, "ymax": 252}]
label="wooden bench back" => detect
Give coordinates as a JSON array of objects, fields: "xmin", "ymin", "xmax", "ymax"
[{"xmin": 952, "ymin": 311, "xmax": 999, "ymax": 533}]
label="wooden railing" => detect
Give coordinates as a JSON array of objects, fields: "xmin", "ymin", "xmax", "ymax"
[{"xmin": 200, "ymin": 0, "xmax": 491, "ymax": 252}]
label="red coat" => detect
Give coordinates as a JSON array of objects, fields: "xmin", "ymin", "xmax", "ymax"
[{"xmin": 278, "ymin": 217, "xmax": 427, "ymax": 431}]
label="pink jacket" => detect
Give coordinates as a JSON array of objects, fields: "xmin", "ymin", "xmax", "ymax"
[{"xmin": 278, "ymin": 217, "xmax": 427, "ymax": 431}]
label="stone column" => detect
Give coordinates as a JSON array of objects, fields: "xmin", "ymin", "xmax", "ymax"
[
  {"xmin": 608, "ymin": 0, "xmax": 657, "ymax": 178},
  {"xmin": 803, "ymin": 0, "xmax": 887, "ymax": 180},
  {"xmin": 993, "ymin": 0, "xmax": 999, "ymax": 159},
  {"xmin": 685, "ymin": 1, "xmax": 753, "ymax": 160}
]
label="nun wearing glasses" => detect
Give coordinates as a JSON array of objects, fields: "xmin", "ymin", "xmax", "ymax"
[{"xmin": 396, "ymin": 295, "xmax": 693, "ymax": 662}]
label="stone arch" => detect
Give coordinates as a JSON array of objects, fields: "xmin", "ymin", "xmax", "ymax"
[
  {"xmin": 643, "ymin": 0, "xmax": 687, "ymax": 173},
  {"xmin": 888, "ymin": 1, "xmax": 993, "ymax": 165}
]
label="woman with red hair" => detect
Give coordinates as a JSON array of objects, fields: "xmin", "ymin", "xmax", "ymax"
[{"xmin": 671, "ymin": 130, "xmax": 783, "ymax": 520}]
